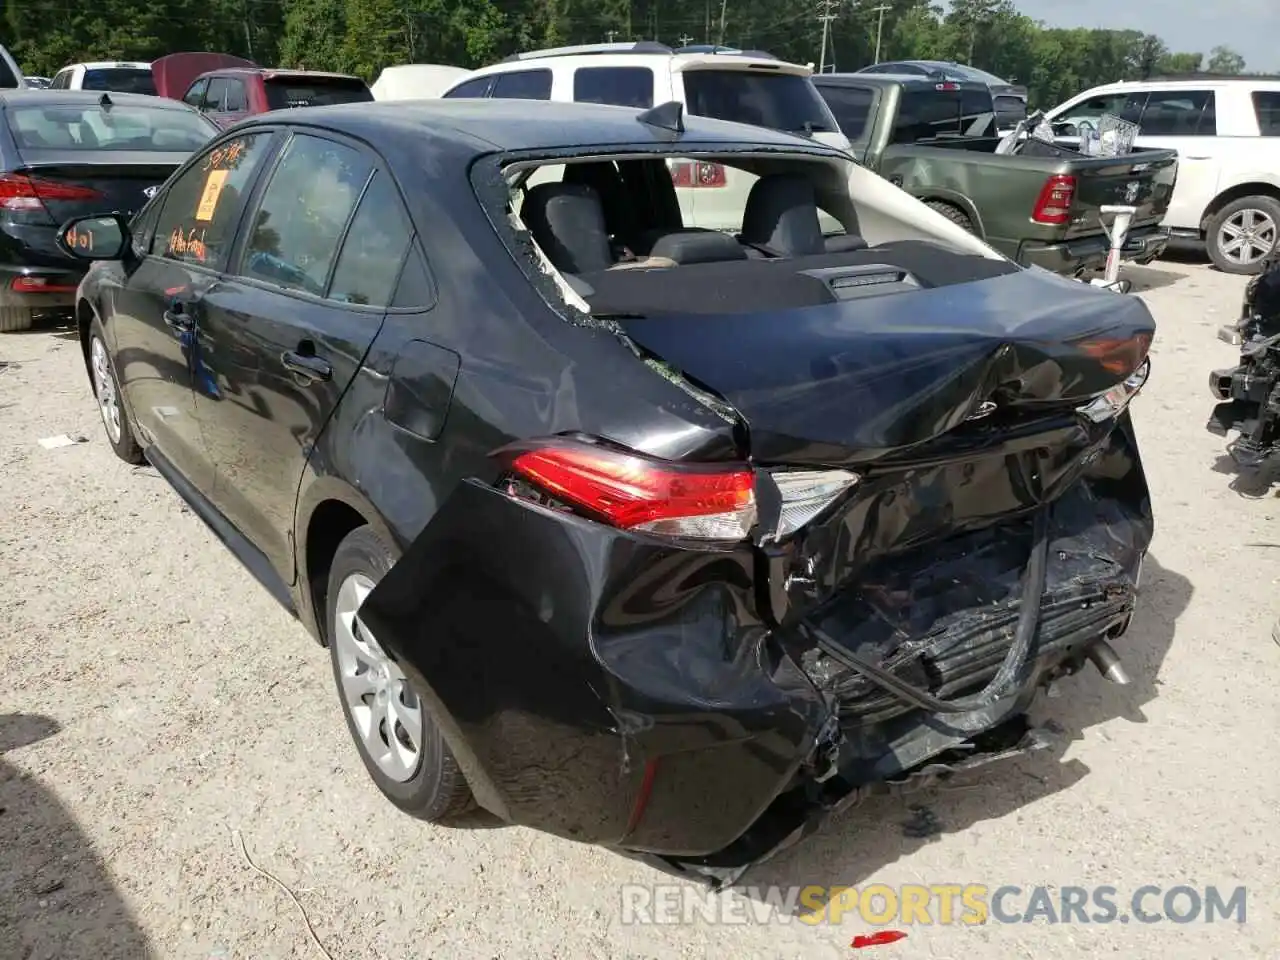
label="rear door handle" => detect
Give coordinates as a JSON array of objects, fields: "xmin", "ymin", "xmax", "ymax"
[{"xmin": 281, "ymin": 349, "xmax": 331, "ymax": 382}]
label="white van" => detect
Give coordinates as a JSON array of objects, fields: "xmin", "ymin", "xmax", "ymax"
[
  {"xmin": 441, "ymin": 42, "xmax": 851, "ymax": 233},
  {"xmin": 372, "ymin": 64, "xmax": 473, "ymax": 101}
]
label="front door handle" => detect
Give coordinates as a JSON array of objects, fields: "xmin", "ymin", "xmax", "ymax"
[{"xmin": 282, "ymin": 349, "xmax": 332, "ymax": 382}]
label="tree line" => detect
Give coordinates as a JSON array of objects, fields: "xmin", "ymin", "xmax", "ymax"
[{"xmin": 3, "ymin": 0, "xmax": 1255, "ymax": 109}]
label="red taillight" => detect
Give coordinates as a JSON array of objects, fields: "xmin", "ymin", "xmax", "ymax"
[
  {"xmin": 0, "ymin": 173, "xmax": 103, "ymax": 213},
  {"xmin": 1075, "ymin": 333, "xmax": 1153, "ymax": 377},
  {"xmin": 669, "ymin": 160, "xmax": 727, "ymax": 189},
  {"xmin": 503, "ymin": 440, "xmax": 756, "ymax": 540},
  {"xmin": 11, "ymin": 276, "xmax": 78, "ymax": 294},
  {"xmin": 1031, "ymin": 174, "xmax": 1075, "ymax": 225}
]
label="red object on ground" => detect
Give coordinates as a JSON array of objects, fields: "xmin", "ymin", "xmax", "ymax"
[{"xmin": 850, "ymin": 930, "xmax": 908, "ymax": 949}]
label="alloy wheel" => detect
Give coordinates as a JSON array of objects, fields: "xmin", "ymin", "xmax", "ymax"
[
  {"xmin": 90, "ymin": 337, "xmax": 122, "ymax": 444},
  {"xmin": 1218, "ymin": 208, "xmax": 1278, "ymax": 268},
  {"xmin": 332, "ymin": 573, "xmax": 423, "ymax": 783}
]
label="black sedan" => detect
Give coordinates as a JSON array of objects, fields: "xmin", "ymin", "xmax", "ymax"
[
  {"xmin": 0, "ymin": 89, "xmax": 218, "ymax": 332},
  {"xmin": 59, "ymin": 98, "xmax": 1155, "ymax": 887}
]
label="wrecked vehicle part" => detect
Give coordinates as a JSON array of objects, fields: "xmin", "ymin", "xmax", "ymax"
[
  {"xmin": 1208, "ymin": 251, "xmax": 1280, "ymax": 466},
  {"xmin": 350, "ymin": 131, "xmax": 1156, "ymax": 880}
]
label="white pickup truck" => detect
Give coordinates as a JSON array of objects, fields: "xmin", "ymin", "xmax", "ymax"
[{"xmin": 1046, "ymin": 77, "xmax": 1280, "ymax": 274}]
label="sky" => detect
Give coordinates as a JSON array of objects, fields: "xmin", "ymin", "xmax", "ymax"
[{"xmin": 994, "ymin": 0, "xmax": 1280, "ymax": 72}]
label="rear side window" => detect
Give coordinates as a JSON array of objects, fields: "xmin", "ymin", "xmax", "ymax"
[
  {"xmin": 1252, "ymin": 91, "xmax": 1280, "ymax": 136},
  {"xmin": 490, "ymin": 69, "xmax": 552, "ymax": 100},
  {"xmin": 573, "ymin": 67, "xmax": 654, "ymax": 108},
  {"xmin": 154, "ymin": 132, "xmax": 273, "ymax": 271},
  {"xmin": 682, "ymin": 70, "xmax": 834, "ymax": 134},
  {"xmin": 82, "ymin": 68, "xmax": 156, "ymax": 95},
  {"xmin": 1137, "ymin": 89, "xmax": 1215, "ymax": 136},
  {"xmin": 264, "ymin": 78, "xmax": 373, "ymax": 109},
  {"xmin": 241, "ymin": 134, "xmax": 374, "ymax": 295},
  {"xmin": 993, "ymin": 94, "xmax": 1027, "ymax": 126},
  {"xmin": 443, "ymin": 76, "xmax": 493, "ymax": 98},
  {"xmin": 892, "ymin": 87, "xmax": 994, "ymax": 142},
  {"xmin": 327, "ymin": 172, "xmax": 414, "ymax": 306},
  {"xmin": 6, "ymin": 103, "xmax": 215, "ymax": 152},
  {"xmin": 815, "ymin": 84, "xmax": 876, "ymax": 139}
]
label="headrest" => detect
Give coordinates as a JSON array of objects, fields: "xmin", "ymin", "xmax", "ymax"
[
  {"xmin": 521, "ymin": 182, "xmax": 613, "ymax": 274},
  {"xmin": 740, "ymin": 173, "xmax": 825, "ymax": 257},
  {"xmin": 649, "ymin": 230, "xmax": 747, "ymax": 265}
]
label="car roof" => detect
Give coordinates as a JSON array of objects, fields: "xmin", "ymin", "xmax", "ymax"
[
  {"xmin": 68, "ymin": 61, "xmax": 153, "ymax": 71},
  {"xmin": 815, "ymin": 73, "xmax": 989, "ymax": 91},
  {"xmin": 234, "ymin": 97, "xmax": 836, "ymax": 155},
  {"xmin": 468, "ymin": 46, "xmax": 812, "ymax": 78},
  {"xmin": 1083, "ymin": 77, "xmax": 1280, "ymax": 90},
  {"xmin": 0, "ymin": 89, "xmax": 194, "ymax": 108}
]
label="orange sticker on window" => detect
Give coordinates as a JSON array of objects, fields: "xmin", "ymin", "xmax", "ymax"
[{"xmin": 195, "ymin": 168, "xmax": 230, "ymax": 222}]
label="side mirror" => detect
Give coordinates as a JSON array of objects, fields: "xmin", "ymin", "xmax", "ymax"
[{"xmin": 57, "ymin": 213, "xmax": 130, "ymax": 261}]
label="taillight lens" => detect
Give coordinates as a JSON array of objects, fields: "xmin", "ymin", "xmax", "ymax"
[
  {"xmin": 769, "ymin": 470, "xmax": 860, "ymax": 540},
  {"xmin": 1031, "ymin": 173, "xmax": 1075, "ymax": 225},
  {"xmin": 669, "ymin": 160, "xmax": 727, "ymax": 189},
  {"xmin": 1078, "ymin": 359, "xmax": 1151, "ymax": 423},
  {"xmin": 1075, "ymin": 332, "xmax": 1153, "ymax": 377},
  {"xmin": 0, "ymin": 173, "xmax": 103, "ymax": 215},
  {"xmin": 11, "ymin": 276, "xmax": 79, "ymax": 293},
  {"xmin": 503, "ymin": 439, "xmax": 757, "ymax": 540}
]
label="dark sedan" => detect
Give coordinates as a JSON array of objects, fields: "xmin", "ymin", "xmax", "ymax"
[
  {"xmin": 59, "ymin": 99, "xmax": 1154, "ymax": 887},
  {"xmin": 0, "ymin": 89, "xmax": 218, "ymax": 331}
]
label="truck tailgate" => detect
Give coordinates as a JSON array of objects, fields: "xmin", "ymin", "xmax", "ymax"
[{"xmin": 1063, "ymin": 148, "xmax": 1178, "ymax": 239}]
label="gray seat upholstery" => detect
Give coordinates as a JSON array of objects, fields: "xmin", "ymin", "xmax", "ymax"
[
  {"xmin": 740, "ymin": 173, "xmax": 868, "ymax": 256},
  {"xmin": 521, "ymin": 182, "xmax": 613, "ymax": 274}
]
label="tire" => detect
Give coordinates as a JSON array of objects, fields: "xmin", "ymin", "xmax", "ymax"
[
  {"xmin": 0, "ymin": 306, "xmax": 33, "ymax": 333},
  {"xmin": 1206, "ymin": 195, "xmax": 1280, "ymax": 275},
  {"xmin": 925, "ymin": 200, "xmax": 977, "ymax": 235},
  {"xmin": 88, "ymin": 318, "xmax": 144, "ymax": 464},
  {"xmin": 326, "ymin": 525, "xmax": 475, "ymax": 822}
]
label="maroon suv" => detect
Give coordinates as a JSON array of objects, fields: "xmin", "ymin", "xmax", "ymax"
[{"xmin": 179, "ymin": 68, "xmax": 373, "ymax": 127}]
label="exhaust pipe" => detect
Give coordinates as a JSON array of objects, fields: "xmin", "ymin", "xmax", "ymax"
[{"xmin": 1087, "ymin": 639, "xmax": 1130, "ymax": 685}]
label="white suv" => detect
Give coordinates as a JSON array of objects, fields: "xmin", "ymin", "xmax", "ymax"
[
  {"xmin": 440, "ymin": 42, "xmax": 851, "ymax": 232},
  {"xmin": 1046, "ymin": 77, "xmax": 1280, "ymax": 274},
  {"xmin": 47, "ymin": 62, "xmax": 157, "ymax": 95}
]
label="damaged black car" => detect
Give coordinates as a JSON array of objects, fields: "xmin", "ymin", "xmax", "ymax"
[
  {"xmin": 62, "ymin": 97, "xmax": 1155, "ymax": 888},
  {"xmin": 1209, "ymin": 250, "xmax": 1280, "ymax": 467}
]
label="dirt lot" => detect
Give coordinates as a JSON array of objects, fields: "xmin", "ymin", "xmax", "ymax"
[{"xmin": 1, "ymin": 258, "xmax": 1278, "ymax": 960}]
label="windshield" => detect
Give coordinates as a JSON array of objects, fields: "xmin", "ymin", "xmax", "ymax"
[
  {"xmin": 7, "ymin": 103, "xmax": 217, "ymax": 152},
  {"xmin": 83, "ymin": 68, "xmax": 157, "ymax": 95},
  {"xmin": 264, "ymin": 78, "xmax": 373, "ymax": 109},
  {"xmin": 682, "ymin": 70, "xmax": 835, "ymax": 134}
]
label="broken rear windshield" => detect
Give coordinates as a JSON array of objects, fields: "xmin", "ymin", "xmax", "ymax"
[
  {"xmin": 83, "ymin": 68, "xmax": 157, "ymax": 96},
  {"xmin": 265, "ymin": 78, "xmax": 373, "ymax": 109},
  {"xmin": 682, "ymin": 70, "xmax": 834, "ymax": 134}
]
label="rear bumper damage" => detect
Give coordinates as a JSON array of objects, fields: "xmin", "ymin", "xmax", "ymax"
[{"xmin": 358, "ymin": 418, "xmax": 1151, "ymax": 885}]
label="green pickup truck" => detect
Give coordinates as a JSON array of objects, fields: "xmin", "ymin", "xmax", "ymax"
[{"xmin": 811, "ymin": 73, "xmax": 1180, "ymax": 275}]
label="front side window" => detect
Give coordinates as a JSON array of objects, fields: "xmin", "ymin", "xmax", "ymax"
[
  {"xmin": 240, "ymin": 134, "xmax": 374, "ymax": 296},
  {"xmin": 490, "ymin": 69, "xmax": 552, "ymax": 100},
  {"xmin": 442, "ymin": 76, "xmax": 493, "ymax": 98},
  {"xmin": 815, "ymin": 84, "xmax": 876, "ymax": 139},
  {"xmin": 153, "ymin": 132, "xmax": 273, "ymax": 271},
  {"xmin": 183, "ymin": 78, "xmax": 209, "ymax": 108},
  {"xmin": 6, "ymin": 102, "xmax": 217, "ymax": 152},
  {"xmin": 225, "ymin": 79, "xmax": 248, "ymax": 112},
  {"xmin": 1255, "ymin": 91, "xmax": 1280, "ymax": 136},
  {"xmin": 327, "ymin": 172, "xmax": 414, "ymax": 306},
  {"xmin": 205, "ymin": 78, "xmax": 229, "ymax": 112},
  {"xmin": 1137, "ymin": 89, "xmax": 1215, "ymax": 136},
  {"xmin": 573, "ymin": 67, "xmax": 654, "ymax": 108}
]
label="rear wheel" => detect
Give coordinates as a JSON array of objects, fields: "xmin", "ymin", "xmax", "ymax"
[
  {"xmin": 0, "ymin": 307, "xmax": 33, "ymax": 333},
  {"xmin": 925, "ymin": 200, "xmax": 977, "ymax": 235},
  {"xmin": 89, "ymin": 319, "xmax": 144, "ymax": 464},
  {"xmin": 1206, "ymin": 195, "xmax": 1280, "ymax": 275},
  {"xmin": 326, "ymin": 526, "xmax": 475, "ymax": 822}
]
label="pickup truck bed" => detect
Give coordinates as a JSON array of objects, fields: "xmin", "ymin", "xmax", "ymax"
[{"xmin": 813, "ymin": 74, "xmax": 1180, "ymax": 276}]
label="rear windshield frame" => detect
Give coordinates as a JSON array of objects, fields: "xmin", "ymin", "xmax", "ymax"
[
  {"xmin": 263, "ymin": 77, "xmax": 373, "ymax": 110},
  {"xmin": 681, "ymin": 69, "xmax": 838, "ymax": 135},
  {"xmin": 5, "ymin": 102, "xmax": 218, "ymax": 153}
]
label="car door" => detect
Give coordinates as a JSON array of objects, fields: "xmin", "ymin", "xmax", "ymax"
[
  {"xmin": 1127, "ymin": 88, "xmax": 1220, "ymax": 231},
  {"xmin": 109, "ymin": 129, "xmax": 277, "ymax": 493},
  {"xmin": 192, "ymin": 130, "xmax": 410, "ymax": 583}
]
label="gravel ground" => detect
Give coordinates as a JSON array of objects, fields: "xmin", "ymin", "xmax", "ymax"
[{"xmin": 1, "ymin": 258, "xmax": 1278, "ymax": 960}]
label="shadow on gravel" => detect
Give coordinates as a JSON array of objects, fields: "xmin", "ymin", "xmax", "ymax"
[
  {"xmin": 733, "ymin": 553, "xmax": 1191, "ymax": 904},
  {"xmin": 0, "ymin": 713, "xmax": 150, "ymax": 959},
  {"xmin": 1123, "ymin": 263, "xmax": 1187, "ymax": 293},
  {"xmin": 1210, "ymin": 453, "xmax": 1280, "ymax": 498}
]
